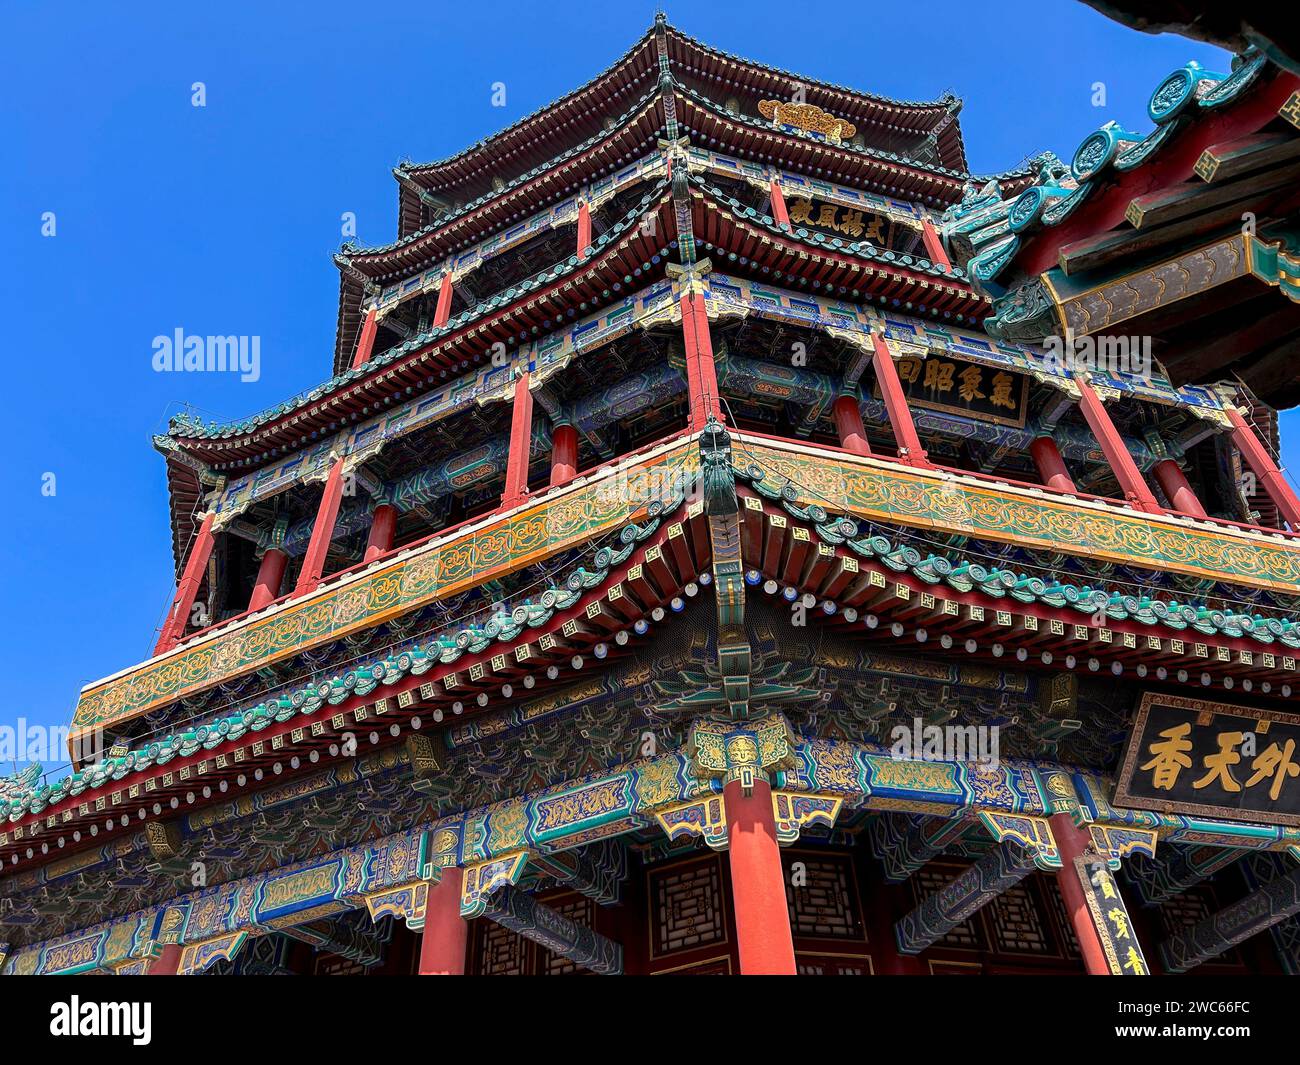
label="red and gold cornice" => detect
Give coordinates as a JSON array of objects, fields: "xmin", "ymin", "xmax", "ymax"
[
  {"xmin": 659, "ymin": 24, "xmax": 967, "ymax": 171},
  {"xmin": 104, "ymin": 431, "xmax": 1300, "ymax": 746},
  {"xmin": 674, "ymin": 90, "xmax": 977, "ymax": 208},
  {"xmin": 10, "ymin": 456, "xmax": 713, "ymax": 875},
  {"xmin": 689, "ymin": 183, "xmax": 986, "ymax": 316}
]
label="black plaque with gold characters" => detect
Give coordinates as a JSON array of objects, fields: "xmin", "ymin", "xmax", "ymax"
[
  {"xmin": 880, "ymin": 355, "xmax": 1029, "ymax": 429},
  {"xmin": 1074, "ymin": 856, "xmax": 1149, "ymax": 975},
  {"xmin": 1114, "ymin": 692, "xmax": 1300, "ymax": 826},
  {"xmin": 788, "ymin": 196, "xmax": 890, "ymax": 244}
]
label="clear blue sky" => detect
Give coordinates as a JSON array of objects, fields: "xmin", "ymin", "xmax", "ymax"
[{"xmin": 0, "ymin": 0, "xmax": 1292, "ymax": 771}]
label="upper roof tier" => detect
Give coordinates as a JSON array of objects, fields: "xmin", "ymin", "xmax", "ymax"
[{"xmin": 391, "ymin": 16, "xmax": 970, "ymax": 232}]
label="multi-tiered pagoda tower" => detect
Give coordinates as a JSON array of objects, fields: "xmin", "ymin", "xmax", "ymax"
[{"xmin": 5, "ymin": 17, "xmax": 1300, "ymax": 976}]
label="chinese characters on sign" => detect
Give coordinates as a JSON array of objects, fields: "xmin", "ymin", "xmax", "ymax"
[
  {"xmin": 1074, "ymin": 856, "xmax": 1148, "ymax": 975},
  {"xmin": 881, "ymin": 355, "xmax": 1028, "ymax": 428},
  {"xmin": 1114, "ymin": 693, "xmax": 1300, "ymax": 826},
  {"xmin": 788, "ymin": 197, "xmax": 887, "ymax": 244}
]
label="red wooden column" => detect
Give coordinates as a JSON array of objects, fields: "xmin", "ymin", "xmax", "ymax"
[
  {"xmin": 364, "ymin": 503, "xmax": 397, "ymax": 563},
  {"xmin": 248, "ymin": 548, "xmax": 288, "ymax": 611},
  {"xmin": 145, "ymin": 944, "xmax": 183, "ymax": 976},
  {"xmin": 550, "ymin": 423, "xmax": 579, "ymax": 487},
  {"xmin": 832, "ymin": 393, "xmax": 871, "ymax": 456},
  {"xmin": 433, "ymin": 271, "xmax": 454, "ymax": 328},
  {"xmin": 576, "ymin": 200, "xmax": 592, "ymax": 259},
  {"xmin": 501, "ymin": 372, "xmax": 534, "ymax": 510},
  {"xmin": 418, "ymin": 867, "xmax": 468, "ymax": 975},
  {"xmin": 154, "ymin": 510, "xmax": 218, "ymax": 655},
  {"xmin": 1226, "ymin": 405, "xmax": 1300, "ymax": 529},
  {"xmin": 1049, "ymin": 813, "xmax": 1113, "ymax": 976},
  {"xmin": 724, "ymin": 778, "xmax": 797, "ymax": 975},
  {"xmin": 294, "ymin": 457, "xmax": 347, "ymax": 596},
  {"xmin": 769, "ymin": 178, "xmax": 790, "ymax": 227},
  {"xmin": 350, "ymin": 307, "xmax": 378, "ymax": 370},
  {"xmin": 1029, "ymin": 434, "xmax": 1077, "ymax": 493},
  {"xmin": 1074, "ymin": 381, "xmax": 1160, "ymax": 512},
  {"xmin": 1153, "ymin": 459, "xmax": 1207, "ymax": 518},
  {"xmin": 680, "ymin": 290, "xmax": 724, "ymax": 430},
  {"xmin": 870, "ymin": 334, "xmax": 929, "ymax": 466},
  {"xmin": 920, "ymin": 218, "xmax": 951, "ymax": 271}
]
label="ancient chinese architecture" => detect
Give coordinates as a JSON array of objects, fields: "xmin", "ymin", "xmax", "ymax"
[{"xmin": 4, "ymin": 17, "xmax": 1300, "ymax": 976}]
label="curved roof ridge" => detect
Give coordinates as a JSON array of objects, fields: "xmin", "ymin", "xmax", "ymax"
[
  {"xmin": 167, "ymin": 179, "xmax": 674, "ymax": 444},
  {"xmin": 8, "ymin": 497, "xmax": 685, "ymax": 824},
  {"xmin": 400, "ymin": 25, "xmax": 657, "ymax": 179},
  {"xmin": 663, "ymin": 20, "xmax": 960, "ymax": 115},
  {"xmin": 689, "ymin": 172, "xmax": 969, "ymax": 283},
  {"xmin": 674, "ymin": 79, "xmax": 970, "ymax": 184},
  {"xmin": 342, "ymin": 85, "xmax": 664, "ymax": 267}
]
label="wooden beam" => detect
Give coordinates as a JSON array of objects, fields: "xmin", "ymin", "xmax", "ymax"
[
  {"xmin": 1059, "ymin": 195, "xmax": 1270, "ymax": 276},
  {"xmin": 1193, "ymin": 131, "xmax": 1300, "ymax": 183},
  {"xmin": 1125, "ymin": 160, "xmax": 1300, "ymax": 229},
  {"xmin": 481, "ymin": 886, "xmax": 623, "ymax": 974}
]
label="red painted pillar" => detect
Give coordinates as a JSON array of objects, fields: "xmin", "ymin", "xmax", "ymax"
[
  {"xmin": 433, "ymin": 271, "xmax": 454, "ymax": 328},
  {"xmin": 832, "ymin": 394, "xmax": 871, "ymax": 456},
  {"xmin": 1029, "ymin": 434, "xmax": 1077, "ymax": 493},
  {"xmin": 145, "ymin": 943, "xmax": 183, "ymax": 975},
  {"xmin": 576, "ymin": 200, "xmax": 592, "ymax": 259},
  {"xmin": 769, "ymin": 179, "xmax": 790, "ymax": 228},
  {"xmin": 501, "ymin": 372, "xmax": 534, "ymax": 509},
  {"xmin": 1075, "ymin": 380, "xmax": 1160, "ymax": 512},
  {"xmin": 1049, "ymin": 813, "xmax": 1113, "ymax": 976},
  {"xmin": 724, "ymin": 779, "xmax": 797, "ymax": 975},
  {"xmin": 1153, "ymin": 458, "xmax": 1207, "ymax": 518},
  {"xmin": 364, "ymin": 504, "xmax": 397, "ymax": 563},
  {"xmin": 155, "ymin": 510, "xmax": 218, "ymax": 655},
  {"xmin": 681, "ymin": 291, "xmax": 723, "ymax": 431},
  {"xmin": 920, "ymin": 218, "xmax": 951, "ymax": 270},
  {"xmin": 294, "ymin": 457, "xmax": 347, "ymax": 596},
  {"xmin": 248, "ymin": 547, "xmax": 288, "ymax": 611},
  {"xmin": 550, "ymin": 423, "xmax": 579, "ymax": 487},
  {"xmin": 1226, "ymin": 405, "xmax": 1300, "ymax": 529},
  {"xmin": 350, "ymin": 307, "xmax": 378, "ymax": 370},
  {"xmin": 418, "ymin": 867, "xmax": 468, "ymax": 975},
  {"xmin": 870, "ymin": 334, "xmax": 929, "ymax": 466}
]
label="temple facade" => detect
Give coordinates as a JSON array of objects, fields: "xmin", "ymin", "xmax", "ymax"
[{"xmin": 4, "ymin": 17, "xmax": 1300, "ymax": 976}]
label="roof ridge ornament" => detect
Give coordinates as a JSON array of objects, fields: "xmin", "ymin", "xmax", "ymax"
[{"xmin": 757, "ymin": 99, "xmax": 857, "ymax": 145}]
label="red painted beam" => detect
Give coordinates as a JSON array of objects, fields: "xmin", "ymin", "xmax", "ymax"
[
  {"xmin": 433, "ymin": 272, "xmax": 454, "ymax": 328},
  {"xmin": 921, "ymin": 217, "xmax": 951, "ymax": 270},
  {"xmin": 1152, "ymin": 459, "xmax": 1208, "ymax": 519},
  {"xmin": 154, "ymin": 511, "xmax": 218, "ymax": 655},
  {"xmin": 295, "ymin": 457, "xmax": 347, "ymax": 595},
  {"xmin": 680, "ymin": 291, "xmax": 723, "ymax": 430},
  {"xmin": 418, "ymin": 868, "xmax": 468, "ymax": 975},
  {"xmin": 1075, "ymin": 380, "xmax": 1160, "ymax": 513},
  {"xmin": 364, "ymin": 504, "xmax": 398, "ymax": 563},
  {"xmin": 832, "ymin": 394, "xmax": 872, "ymax": 456},
  {"xmin": 350, "ymin": 307, "xmax": 379, "ymax": 370},
  {"xmin": 576, "ymin": 200, "xmax": 592, "ymax": 260},
  {"xmin": 1050, "ymin": 813, "xmax": 1115, "ymax": 976},
  {"xmin": 1227, "ymin": 406, "xmax": 1300, "ymax": 530},
  {"xmin": 769, "ymin": 179, "xmax": 790, "ymax": 228},
  {"xmin": 724, "ymin": 778, "xmax": 797, "ymax": 975},
  {"xmin": 870, "ymin": 334, "xmax": 930, "ymax": 466},
  {"xmin": 501, "ymin": 372, "xmax": 534, "ymax": 509},
  {"xmin": 248, "ymin": 547, "xmax": 288, "ymax": 612},
  {"xmin": 550, "ymin": 423, "xmax": 579, "ymax": 488},
  {"xmin": 1029, "ymin": 435, "xmax": 1077, "ymax": 494}
]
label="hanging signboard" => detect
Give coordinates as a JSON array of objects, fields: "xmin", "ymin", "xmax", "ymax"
[{"xmin": 1114, "ymin": 692, "xmax": 1300, "ymax": 826}]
